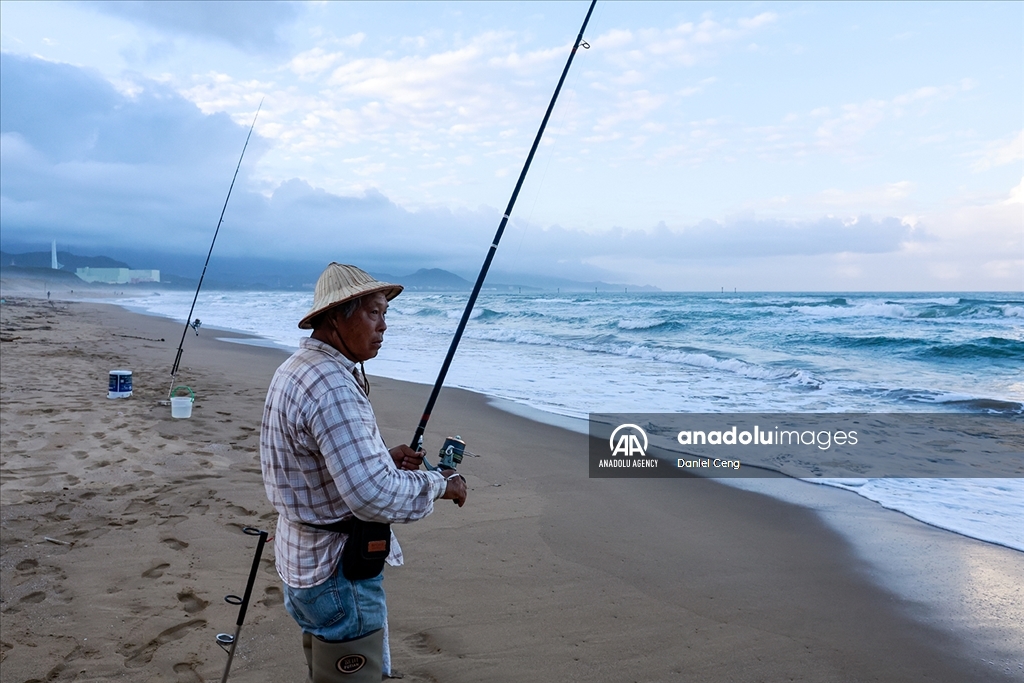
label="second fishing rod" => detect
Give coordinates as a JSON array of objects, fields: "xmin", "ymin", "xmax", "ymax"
[{"xmin": 412, "ymin": 0, "xmax": 597, "ymax": 467}]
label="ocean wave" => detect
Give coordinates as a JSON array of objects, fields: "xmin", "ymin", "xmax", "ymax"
[
  {"xmin": 622, "ymin": 345, "xmax": 822, "ymax": 386},
  {"xmin": 792, "ymin": 303, "xmax": 910, "ymax": 318},
  {"xmin": 830, "ymin": 335, "xmax": 929, "ymax": 350},
  {"xmin": 938, "ymin": 397, "xmax": 1024, "ymax": 415},
  {"xmin": 920, "ymin": 337, "xmax": 1024, "ymax": 360},
  {"xmin": 616, "ymin": 317, "xmax": 662, "ymax": 330},
  {"xmin": 812, "ymin": 479, "xmax": 1024, "ymax": 552},
  {"xmin": 791, "ymin": 300, "xmax": 1022, "ymax": 320},
  {"xmin": 396, "ymin": 306, "xmax": 446, "ymax": 317},
  {"xmin": 746, "ymin": 297, "xmax": 849, "ymax": 310},
  {"xmin": 443, "ymin": 307, "xmax": 495, "ymax": 320},
  {"xmin": 464, "ymin": 327, "xmax": 820, "ymax": 387},
  {"xmin": 869, "ymin": 388, "xmax": 1024, "ymax": 415},
  {"xmin": 615, "ymin": 317, "xmax": 687, "ymax": 332}
]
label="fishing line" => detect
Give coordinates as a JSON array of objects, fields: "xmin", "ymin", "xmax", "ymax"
[
  {"xmin": 168, "ymin": 100, "xmax": 263, "ymax": 399},
  {"xmin": 412, "ymin": 0, "xmax": 597, "ymax": 463}
]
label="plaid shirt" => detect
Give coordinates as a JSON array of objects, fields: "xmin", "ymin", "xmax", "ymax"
[{"xmin": 261, "ymin": 337, "xmax": 447, "ymax": 588}]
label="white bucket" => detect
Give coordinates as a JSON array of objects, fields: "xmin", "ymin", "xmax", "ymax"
[
  {"xmin": 170, "ymin": 386, "xmax": 195, "ymax": 419},
  {"xmin": 170, "ymin": 397, "xmax": 193, "ymax": 418},
  {"xmin": 108, "ymin": 370, "xmax": 132, "ymax": 399}
]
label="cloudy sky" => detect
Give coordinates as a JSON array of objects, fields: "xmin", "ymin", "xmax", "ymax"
[{"xmin": 1, "ymin": 1, "xmax": 1020, "ymax": 290}]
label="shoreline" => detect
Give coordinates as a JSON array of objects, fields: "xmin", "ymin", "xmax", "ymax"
[
  {"xmin": 1, "ymin": 291, "xmax": 1022, "ymax": 680},
  {"xmin": 88, "ymin": 285, "xmax": 1024, "ymax": 553}
]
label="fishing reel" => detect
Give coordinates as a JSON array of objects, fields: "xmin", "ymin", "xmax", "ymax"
[{"xmin": 437, "ymin": 435, "xmax": 466, "ymax": 470}]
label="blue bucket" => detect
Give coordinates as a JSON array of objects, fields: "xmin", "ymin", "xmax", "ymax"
[{"xmin": 108, "ymin": 370, "xmax": 133, "ymax": 399}]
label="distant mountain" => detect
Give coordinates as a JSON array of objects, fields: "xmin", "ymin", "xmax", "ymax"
[
  {"xmin": 376, "ymin": 268, "xmax": 661, "ymax": 293},
  {"xmin": 0, "ymin": 265, "xmax": 84, "ymax": 282},
  {"xmin": 375, "ymin": 268, "xmax": 473, "ymax": 291},
  {"xmin": 0, "ymin": 247, "xmax": 661, "ymax": 292},
  {"xmin": 0, "ymin": 250, "xmax": 130, "ymax": 271},
  {"xmin": 486, "ymin": 270, "xmax": 662, "ymax": 293}
]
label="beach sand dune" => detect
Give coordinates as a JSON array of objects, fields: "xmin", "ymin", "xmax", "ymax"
[{"xmin": 1, "ymin": 292, "xmax": 1020, "ymax": 682}]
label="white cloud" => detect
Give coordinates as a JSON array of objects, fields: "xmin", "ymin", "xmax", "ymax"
[
  {"xmin": 815, "ymin": 99, "xmax": 887, "ymax": 150},
  {"xmin": 738, "ymin": 12, "xmax": 778, "ymax": 30},
  {"xmin": 972, "ymin": 131, "xmax": 1024, "ymax": 172},
  {"xmin": 594, "ymin": 29, "xmax": 633, "ymax": 50},
  {"xmin": 1005, "ymin": 177, "xmax": 1023, "ymax": 205},
  {"xmin": 488, "ymin": 44, "xmax": 566, "ymax": 70},
  {"xmin": 591, "ymin": 90, "xmax": 664, "ymax": 133},
  {"xmin": 599, "ymin": 12, "xmax": 776, "ymax": 70},
  {"xmin": 339, "ymin": 32, "xmax": 365, "ymax": 49},
  {"xmin": 288, "ymin": 47, "xmax": 345, "ymax": 78}
]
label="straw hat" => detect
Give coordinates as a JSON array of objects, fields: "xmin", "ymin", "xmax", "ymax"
[{"xmin": 299, "ymin": 263, "xmax": 403, "ymax": 329}]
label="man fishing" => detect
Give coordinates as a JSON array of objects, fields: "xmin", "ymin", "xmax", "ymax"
[{"xmin": 261, "ymin": 262, "xmax": 468, "ymax": 682}]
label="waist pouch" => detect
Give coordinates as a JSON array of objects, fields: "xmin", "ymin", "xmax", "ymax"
[
  {"xmin": 302, "ymin": 517, "xmax": 391, "ymax": 581},
  {"xmin": 341, "ymin": 519, "xmax": 391, "ymax": 581}
]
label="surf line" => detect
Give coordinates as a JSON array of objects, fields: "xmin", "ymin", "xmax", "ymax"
[
  {"xmin": 411, "ymin": 0, "xmax": 598, "ymax": 465},
  {"xmin": 167, "ymin": 100, "xmax": 263, "ymax": 399}
]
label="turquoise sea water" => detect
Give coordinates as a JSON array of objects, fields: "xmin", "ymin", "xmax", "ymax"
[{"xmin": 120, "ymin": 290, "xmax": 1024, "ymax": 550}]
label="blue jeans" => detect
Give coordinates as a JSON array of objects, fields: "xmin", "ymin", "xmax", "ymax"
[{"xmin": 282, "ymin": 562, "xmax": 386, "ymax": 642}]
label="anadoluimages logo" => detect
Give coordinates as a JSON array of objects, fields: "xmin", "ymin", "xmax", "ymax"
[{"xmin": 609, "ymin": 424, "xmax": 648, "ymax": 457}]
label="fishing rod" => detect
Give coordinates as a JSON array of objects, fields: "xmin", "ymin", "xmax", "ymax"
[
  {"xmin": 168, "ymin": 100, "xmax": 263, "ymax": 398},
  {"xmin": 411, "ymin": 0, "xmax": 597, "ymax": 467},
  {"xmin": 215, "ymin": 526, "xmax": 269, "ymax": 683}
]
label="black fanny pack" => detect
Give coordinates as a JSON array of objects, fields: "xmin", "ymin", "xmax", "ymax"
[{"xmin": 303, "ymin": 517, "xmax": 391, "ymax": 581}]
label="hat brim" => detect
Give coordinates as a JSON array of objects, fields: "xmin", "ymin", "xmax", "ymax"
[{"xmin": 298, "ymin": 283, "xmax": 403, "ymax": 329}]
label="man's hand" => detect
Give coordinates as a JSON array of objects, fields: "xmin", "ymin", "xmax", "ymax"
[
  {"xmin": 439, "ymin": 469, "xmax": 468, "ymax": 507},
  {"xmin": 389, "ymin": 444, "xmax": 424, "ymax": 471}
]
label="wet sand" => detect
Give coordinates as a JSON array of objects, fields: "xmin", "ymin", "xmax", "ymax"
[{"xmin": 1, "ymin": 289, "xmax": 1021, "ymax": 682}]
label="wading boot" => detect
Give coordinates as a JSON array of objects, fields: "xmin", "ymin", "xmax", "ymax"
[
  {"xmin": 311, "ymin": 628, "xmax": 383, "ymax": 682},
  {"xmin": 303, "ymin": 632, "xmax": 313, "ymax": 681}
]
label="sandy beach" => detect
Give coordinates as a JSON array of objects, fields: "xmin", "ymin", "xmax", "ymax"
[{"xmin": 1, "ymin": 285, "xmax": 1022, "ymax": 682}]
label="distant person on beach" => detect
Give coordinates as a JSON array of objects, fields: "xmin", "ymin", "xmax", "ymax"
[{"xmin": 261, "ymin": 262, "xmax": 467, "ymax": 682}]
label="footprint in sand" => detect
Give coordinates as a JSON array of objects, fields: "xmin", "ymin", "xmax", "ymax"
[
  {"xmin": 20, "ymin": 591, "xmax": 46, "ymax": 604},
  {"xmin": 261, "ymin": 586, "xmax": 283, "ymax": 607},
  {"xmin": 172, "ymin": 661, "xmax": 203, "ymax": 683},
  {"xmin": 16, "ymin": 559, "xmax": 38, "ymax": 571},
  {"xmin": 162, "ymin": 538, "xmax": 189, "ymax": 551},
  {"xmin": 226, "ymin": 504, "xmax": 256, "ymax": 517},
  {"xmin": 176, "ymin": 591, "xmax": 209, "ymax": 614},
  {"xmin": 159, "ymin": 515, "xmax": 188, "ymax": 526},
  {"xmin": 142, "ymin": 563, "xmax": 170, "ymax": 579},
  {"xmin": 123, "ymin": 619, "xmax": 206, "ymax": 667},
  {"xmin": 408, "ymin": 631, "xmax": 442, "ymax": 655}
]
